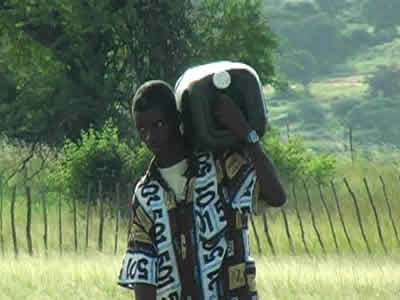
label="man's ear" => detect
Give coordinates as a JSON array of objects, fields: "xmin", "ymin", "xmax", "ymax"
[
  {"xmin": 176, "ymin": 111, "xmax": 182, "ymax": 124},
  {"xmin": 174, "ymin": 111, "xmax": 184, "ymax": 135}
]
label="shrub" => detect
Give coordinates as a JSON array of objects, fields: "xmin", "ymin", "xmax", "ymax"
[
  {"xmin": 292, "ymin": 97, "xmax": 326, "ymax": 125},
  {"xmin": 346, "ymin": 96, "xmax": 400, "ymax": 146},
  {"xmin": 263, "ymin": 127, "xmax": 336, "ymax": 183},
  {"xmin": 47, "ymin": 119, "xmax": 151, "ymax": 201},
  {"xmin": 367, "ymin": 65, "xmax": 400, "ymax": 98}
]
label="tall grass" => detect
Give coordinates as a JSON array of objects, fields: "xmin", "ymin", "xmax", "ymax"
[
  {"xmin": 1, "ymin": 135, "xmax": 400, "ymax": 300},
  {"xmin": 1, "ymin": 152, "xmax": 399, "ymax": 257},
  {"xmin": 249, "ymin": 155, "xmax": 400, "ymax": 256},
  {"xmin": 0, "ymin": 189, "xmax": 130, "ymax": 257},
  {"xmin": 1, "ymin": 253, "xmax": 399, "ymax": 300}
]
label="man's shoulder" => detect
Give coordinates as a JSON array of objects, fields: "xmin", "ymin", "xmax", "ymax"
[{"xmin": 132, "ymin": 172, "xmax": 163, "ymax": 207}]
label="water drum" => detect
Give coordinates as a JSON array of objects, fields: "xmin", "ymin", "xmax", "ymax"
[{"xmin": 175, "ymin": 61, "xmax": 268, "ymax": 151}]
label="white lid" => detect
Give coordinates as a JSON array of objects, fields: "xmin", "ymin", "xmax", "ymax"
[{"xmin": 212, "ymin": 71, "xmax": 231, "ymax": 89}]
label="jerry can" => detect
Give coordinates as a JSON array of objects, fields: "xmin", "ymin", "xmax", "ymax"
[{"xmin": 175, "ymin": 61, "xmax": 268, "ymax": 151}]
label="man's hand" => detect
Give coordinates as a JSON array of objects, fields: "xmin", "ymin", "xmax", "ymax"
[
  {"xmin": 214, "ymin": 92, "xmax": 251, "ymax": 141},
  {"xmin": 215, "ymin": 93, "xmax": 286, "ymax": 207}
]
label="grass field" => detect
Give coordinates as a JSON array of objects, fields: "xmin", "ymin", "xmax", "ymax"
[{"xmin": 1, "ymin": 253, "xmax": 399, "ymax": 300}]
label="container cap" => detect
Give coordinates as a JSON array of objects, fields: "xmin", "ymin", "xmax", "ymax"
[{"xmin": 212, "ymin": 71, "xmax": 231, "ymax": 89}]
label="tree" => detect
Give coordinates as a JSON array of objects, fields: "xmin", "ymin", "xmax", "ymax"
[
  {"xmin": 0, "ymin": 0, "xmax": 195, "ymax": 147},
  {"xmin": 0, "ymin": 0, "xmax": 280, "ymax": 180},
  {"xmin": 315, "ymin": 0, "xmax": 347, "ymax": 17},
  {"xmin": 191, "ymin": 0, "xmax": 278, "ymax": 85},
  {"xmin": 278, "ymin": 49, "xmax": 316, "ymax": 90},
  {"xmin": 0, "ymin": 0, "xmax": 278, "ymax": 147},
  {"xmin": 367, "ymin": 65, "xmax": 400, "ymax": 98},
  {"xmin": 362, "ymin": 0, "xmax": 400, "ymax": 31},
  {"xmin": 274, "ymin": 11, "xmax": 347, "ymax": 76}
]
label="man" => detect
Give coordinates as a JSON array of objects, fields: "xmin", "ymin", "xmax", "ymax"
[{"xmin": 118, "ymin": 80, "xmax": 286, "ymax": 300}]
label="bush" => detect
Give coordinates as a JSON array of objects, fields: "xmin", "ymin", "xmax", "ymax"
[
  {"xmin": 347, "ymin": 96, "xmax": 400, "ymax": 146},
  {"xmin": 263, "ymin": 128, "xmax": 336, "ymax": 183},
  {"xmin": 342, "ymin": 27, "xmax": 374, "ymax": 49},
  {"xmin": 278, "ymin": 49, "xmax": 317, "ymax": 88},
  {"xmin": 47, "ymin": 120, "xmax": 151, "ymax": 201},
  {"xmin": 362, "ymin": 0, "xmax": 400, "ymax": 31},
  {"xmin": 330, "ymin": 96, "xmax": 362, "ymax": 118},
  {"xmin": 367, "ymin": 65, "xmax": 400, "ymax": 98},
  {"xmin": 292, "ymin": 97, "xmax": 326, "ymax": 125}
]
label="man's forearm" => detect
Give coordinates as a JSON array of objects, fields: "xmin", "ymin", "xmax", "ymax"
[
  {"xmin": 135, "ymin": 284, "xmax": 156, "ymax": 300},
  {"xmin": 244, "ymin": 142, "xmax": 286, "ymax": 207}
]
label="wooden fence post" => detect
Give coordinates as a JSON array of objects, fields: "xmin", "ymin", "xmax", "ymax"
[
  {"xmin": 349, "ymin": 125, "xmax": 354, "ymax": 164},
  {"xmin": 262, "ymin": 212, "xmax": 276, "ymax": 256},
  {"xmin": 250, "ymin": 215, "xmax": 262, "ymax": 255},
  {"xmin": 126, "ymin": 183, "xmax": 134, "ymax": 241},
  {"xmin": 280, "ymin": 207, "xmax": 294, "ymax": 255},
  {"xmin": 330, "ymin": 180, "xmax": 354, "ymax": 254},
  {"xmin": 11, "ymin": 185, "xmax": 18, "ymax": 258},
  {"xmin": 292, "ymin": 183, "xmax": 310, "ymax": 256},
  {"xmin": 318, "ymin": 183, "xmax": 339, "ymax": 255},
  {"xmin": 72, "ymin": 193, "xmax": 78, "ymax": 253},
  {"xmin": 58, "ymin": 192, "xmax": 63, "ymax": 256},
  {"xmin": 344, "ymin": 178, "xmax": 371, "ymax": 254},
  {"xmin": 25, "ymin": 186, "xmax": 33, "ymax": 256},
  {"xmin": 41, "ymin": 188, "xmax": 48, "ymax": 256},
  {"xmin": 303, "ymin": 180, "xmax": 325, "ymax": 255},
  {"xmin": 98, "ymin": 181, "xmax": 104, "ymax": 252},
  {"xmin": 0, "ymin": 178, "xmax": 4, "ymax": 257},
  {"xmin": 114, "ymin": 183, "xmax": 121, "ymax": 255},
  {"xmin": 363, "ymin": 177, "xmax": 387, "ymax": 254},
  {"xmin": 379, "ymin": 175, "xmax": 400, "ymax": 247},
  {"xmin": 85, "ymin": 183, "xmax": 92, "ymax": 251}
]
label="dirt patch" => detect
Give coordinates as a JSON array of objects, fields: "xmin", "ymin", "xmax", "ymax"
[{"xmin": 313, "ymin": 74, "xmax": 367, "ymax": 88}]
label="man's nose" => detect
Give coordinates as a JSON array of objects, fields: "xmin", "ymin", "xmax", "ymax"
[{"xmin": 144, "ymin": 130, "xmax": 152, "ymax": 142}]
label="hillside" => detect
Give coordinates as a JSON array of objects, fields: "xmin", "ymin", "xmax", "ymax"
[{"xmin": 266, "ymin": 36, "xmax": 400, "ymax": 157}]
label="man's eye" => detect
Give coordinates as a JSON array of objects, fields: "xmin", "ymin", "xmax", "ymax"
[
  {"xmin": 156, "ymin": 120, "xmax": 165, "ymax": 128},
  {"xmin": 138, "ymin": 128, "xmax": 146, "ymax": 136}
]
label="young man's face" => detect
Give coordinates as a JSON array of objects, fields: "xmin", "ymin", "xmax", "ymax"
[{"xmin": 134, "ymin": 105, "xmax": 178, "ymax": 156}]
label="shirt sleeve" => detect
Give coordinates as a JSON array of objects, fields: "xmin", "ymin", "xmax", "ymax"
[
  {"xmin": 118, "ymin": 194, "xmax": 157, "ymax": 289},
  {"xmin": 218, "ymin": 149, "xmax": 262, "ymax": 215}
]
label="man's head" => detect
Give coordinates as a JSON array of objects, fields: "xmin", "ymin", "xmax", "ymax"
[{"xmin": 132, "ymin": 80, "xmax": 181, "ymax": 156}]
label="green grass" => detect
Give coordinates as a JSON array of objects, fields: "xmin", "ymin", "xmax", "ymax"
[
  {"xmin": 265, "ymin": 36, "xmax": 400, "ymax": 152},
  {"xmin": 350, "ymin": 38, "xmax": 400, "ymax": 73},
  {"xmin": 249, "ymin": 157, "xmax": 400, "ymax": 256},
  {"xmin": 1, "ymin": 253, "xmax": 399, "ymax": 300},
  {"xmin": 1, "ymin": 154, "xmax": 400, "ymax": 300},
  {"xmin": 0, "ymin": 192, "xmax": 130, "ymax": 257},
  {"xmin": 256, "ymin": 255, "xmax": 400, "ymax": 300},
  {"xmin": 310, "ymin": 75, "xmax": 368, "ymax": 103},
  {"xmin": 0, "ymin": 253, "xmax": 132, "ymax": 300}
]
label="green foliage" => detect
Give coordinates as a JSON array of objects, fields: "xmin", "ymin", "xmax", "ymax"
[
  {"xmin": 367, "ymin": 65, "xmax": 400, "ymax": 98},
  {"xmin": 282, "ymin": 0, "xmax": 318, "ymax": 15},
  {"xmin": 263, "ymin": 128, "xmax": 336, "ymax": 183},
  {"xmin": 0, "ymin": 0, "xmax": 195, "ymax": 146},
  {"xmin": 341, "ymin": 26, "xmax": 374, "ymax": 50},
  {"xmin": 273, "ymin": 8, "xmax": 349, "ymax": 81},
  {"xmin": 314, "ymin": 0, "xmax": 347, "ymax": 16},
  {"xmin": 278, "ymin": 49, "xmax": 317, "ymax": 87},
  {"xmin": 47, "ymin": 120, "xmax": 151, "ymax": 199},
  {"xmin": 192, "ymin": 0, "xmax": 278, "ymax": 85},
  {"xmin": 347, "ymin": 96, "xmax": 400, "ymax": 146},
  {"xmin": 362, "ymin": 0, "xmax": 400, "ymax": 31},
  {"xmin": 330, "ymin": 96, "xmax": 362, "ymax": 118},
  {"xmin": 0, "ymin": 0, "xmax": 279, "ymax": 150}
]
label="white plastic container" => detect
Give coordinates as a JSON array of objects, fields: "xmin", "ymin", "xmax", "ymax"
[{"xmin": 175, "ymin": 61, "xmax": 268, "ymax": 151}]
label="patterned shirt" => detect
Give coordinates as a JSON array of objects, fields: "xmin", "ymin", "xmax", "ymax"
[{"xmin": 119, "ymin": 149, "xmax": 263, "ymax": 300}]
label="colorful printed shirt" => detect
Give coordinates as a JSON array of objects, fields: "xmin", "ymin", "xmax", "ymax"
[{"xmin": 118, "ymin": 149, "xmax": 264, "ymax": 300}]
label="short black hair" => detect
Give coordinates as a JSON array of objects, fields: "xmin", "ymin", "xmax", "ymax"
[{"xmin": 132, "ymin": 80, "xmax": 178, "ymax": 118}]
